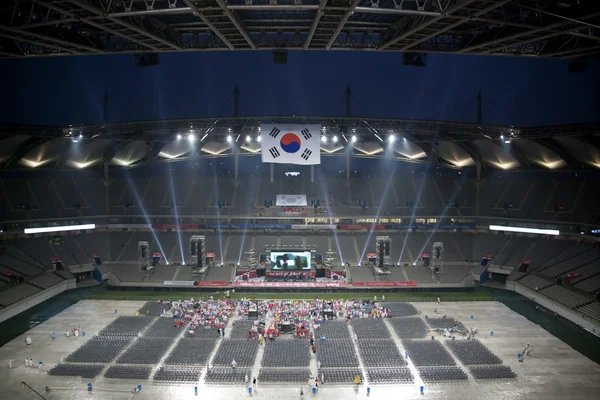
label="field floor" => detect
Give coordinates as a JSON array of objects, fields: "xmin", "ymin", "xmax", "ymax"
[{"xmin": 1, "ymin": 298, "xmax": 599, "ymax": 400}]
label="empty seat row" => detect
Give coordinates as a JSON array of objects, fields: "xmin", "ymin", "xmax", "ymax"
[
  {"xmin": 262, "ymin": 339, "xmax": 310, "ymax": 367},
  {"xmin": 317, "ymin": 339, "xmax": 359, "ymax": 368},
  {"xmin": 99, "ymin": 316, "xmax": 154, "ymax": 337},
  {"xmin": 258, "ymin": 368, "xmax": 310, "ymax": 383},
  {"xmin": 0, "ymin": 283, "xmax": 41, "ymax": 307},
  {"xmin": 446, "ymin": 339, "xmax": 502, "ymax": 365},
  {"xmin": 540, "ymin": 285, "xmax": 590, "ymax": 308},
  {"xmin": 66, "ymin": 336, "xmax": 133, "ymax": 363},
  {"xmin": 351, "ymin": 319, "xmax": 390, "ymax": 339},
  {"xmin": 367, "ymin": 367, "xmax": 413, "ymax": 384},
  {"xmin": 402, "ymin": 340, "xmax": 455, "ymax": 367},
  {"xmin": 417, "ymin": 366, "xmax": 468, "ymax": 382},
  {"xmin": 357, "ymin": 339, "xmax": 406, "ymax": 368},
  {"xmin": 212, "ymin": 339, "xmax": 259, "ymax": 367}
]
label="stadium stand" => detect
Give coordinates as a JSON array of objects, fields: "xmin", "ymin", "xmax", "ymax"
[
  {"xmin": 1, "ymin": 172, "xmax": 600, "ymax": 222},
  {"xmin": 574, "ymin": 274, "xmax": 600, "ymax": 294},
  {"xmin": 539, "ymin": 285, "xmax": 590, "ymax": 308},
  {"xmin": 538, "ymin": 248, "xmax": 599, "ymax": 278},
  {"xmin": 577, "ymin": 303, "xmax": 600, "ymax": 321},
  {"xmin": 515, "ymin": 274, "xmax": 554, "ymax": 291},
  {"xmin": 27, "ymin": 272, "xmax": 65, "ymax": 289},
  {"xmin": 0, "ymin": 284, "xmax": 41, "ymax": 307}
]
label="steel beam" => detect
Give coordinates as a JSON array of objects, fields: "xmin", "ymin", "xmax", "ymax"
[
  {"xmin": 304, "ymin": 0, "xmax": 328, "ymax": 49},
  {"xmin": 354, "ymin": 6, "xmax": 442, "ymax": 17},
  {"xmin": 400, "ymin": 1, "xmax": 509, "ymax": 51},
  {"xmin": 214, "ymin": 0, "xmax": 255, "ymax": 49},
  {"xmin": 379, "ymin": 0, "xmax": 478, "ymax": 51},
  {"xmin": 0, "ymin": 32, "xmax": 77, "ymax": 54},
  {"xmin": 551, "ymin": 46, "xmax": 600, "ymax": 58},
  {"xmin": 459, "ymin": 12, "xmax": 600, "ymax": 54},
  {"xmin": 68, "ymin": 0, "xmax": 183, "ymax": 51},
  {"xmin": 183, "ymin": 0, "xmax": 234, "ymax": 50},
  {"xmin": 39, "ymin": 2, "xmax": 162, "ymax": 51},
  {"xmin": 0, "ymin": 25, "xmax": 103, "ymax": 54},
  {"xmin": 326, "ymin": 0, "xmax": 361, "ymax": 50}
]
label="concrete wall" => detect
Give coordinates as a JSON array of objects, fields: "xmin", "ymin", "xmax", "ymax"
[
  {"xmin": 514, "ymin": 283, "xmax": 599, "ymax": 337},
  {"xmin": 0, "ymin": 279, "xmax": 77, "ymax": 324}
]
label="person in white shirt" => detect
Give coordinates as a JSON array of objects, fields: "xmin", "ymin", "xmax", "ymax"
[{"xmin": 26, "ymin": 336, "xmax": 32, "ymax": 346}]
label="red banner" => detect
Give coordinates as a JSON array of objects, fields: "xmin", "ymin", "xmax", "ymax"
[
  {"xmin": 353, "ymin": 281, "xmax": 417, "ymax": 287},
  {"xmin": 194, "ymin": 281, "xmax": 229, "ymax": 286},
  {"xmin": 266, "ymin": 271, "xmax": 316, "ymax": 278},
  {"xmin": 91, "ymin": 253, "xmax": 99, "ymax": 258},
  {"xmin": 206, "ymin": 252, "xmax": 216, "ymax": 258},
  {"xmin": 339, "ymin": 224, "xmax": 385, "ymax": 231},
  {"xmin": 367, "ymin": 253, "xmax": 377, "ymax": 259},
  {"xmin": 153, "ymin": 252, "xmax": 162, "ymax": 257},
  {"xmin": 483, "ymin": 254, "xmax": 493, "ymax": 260},
  {"xmin": 154, "ymin": 224, "xmax": 199, "ymax": 229},
  {"xmin": 421, "ymin": 253, "xmax": 430, "ymax": 259},
  {"xmin": 522, "ymin": 259, "xmax": 532, "ymax": 265},
  {"xmin": 232, "ymin": 282, "xmax": 347, "ymax": 288},
  {"xmin": 236, "ymin": 270, "xmax": 258, "ymax": 279},
  {"xmin": 325, "ymin": 270, "xmax": 346, "ymax": 278}
]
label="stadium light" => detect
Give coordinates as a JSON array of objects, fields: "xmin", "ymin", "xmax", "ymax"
[
  {"xmin": 200, "ymin": 133, "xmax": 208, "ymax": 141},
  {"xmin": 389, "ymin": 134, "xmax": 396, "ymax": 143},
  {"xmin": 246, "ymin": 135, "xmax": 251, "ymax": 142},
  {"xmin": 257, "ymin": 136, "xmax": 262, "ymax": 143},
  {"xmin": 489, "ymin": 225, "xmax": 559, "ymax": 236},
  {"xmin": 351, "ymin": 135, "xmax": 357, "ymax": 143},
  {"xmin": 374, "ymin": 134, "xmax": 383, "ymax": 142},
  {"xmin": 227, "ymin": 135, "xmax": 232, "ymax": 143},
  {"xmin": 332, "ymin": 136, "xmax": 338, "ymax": 143},
  {"xmin": 188, "ymin": 133, "xmax": 196, "ymax": 142},
  {"xmin": 321, "ymin": 136, "xmax": 327, "ymax": 144},
  {"xmin": 24, "ymin": 224, "xmax": 96, "ymax": 234},
  {"xmin": 176, "ymin": 134, "xmax": 182, "ymax": 140},
  {"xmin": 342, "ymin": 134, "xmax": 348, "ymax": 143}
]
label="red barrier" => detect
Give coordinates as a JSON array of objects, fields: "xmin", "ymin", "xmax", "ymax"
[
  {"xmin": 352, "ymin": 281, "xmax": 417, "ymax": 287},
  {"xmin": 194, "ymin": 281, "xmax": 229, "ymax": 286},
  {"xmin": 236, "ymin": 270, "xmax": 258, "ymax": 279},
  {"xmin": 154, "ymin": 224, "xmax": 199, "ymax": 229},
  {"xmin": 232, "ymin": 282, "xmax": 347, "ymax": 288}
]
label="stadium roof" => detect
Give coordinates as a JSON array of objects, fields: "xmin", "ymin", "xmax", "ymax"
[
  {"xmin": 0, "ymin": 0, "xmax": 599, "ymax": 59},
  {"xmin": 1, "ymin": 116, "xmax": 599, "ymax": 171}
]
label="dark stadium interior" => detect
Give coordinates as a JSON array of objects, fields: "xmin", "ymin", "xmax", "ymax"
[{"xmin": 1, "ymin": 1, "xmax": 600, "ymax": 399}]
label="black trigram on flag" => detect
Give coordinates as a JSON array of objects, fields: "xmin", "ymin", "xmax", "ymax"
[
  {"xmin": 301, "ymin": 128, "xmax": 312, "ymax": 140},
  {"xmin": 301, "ymin": 149, "xmax": 312, "ymax": 161},
  {"xmin": 269, "ymin": 127, "xmax": 281, "ymax": 139},
  {"xmin": 269, "ymin": 147, "xmax": 281, "ymax": 159}
]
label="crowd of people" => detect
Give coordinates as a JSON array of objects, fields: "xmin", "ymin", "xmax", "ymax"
[{"xmin": 166, "ymin": 298, "xmax": 237, "ymax": 334}]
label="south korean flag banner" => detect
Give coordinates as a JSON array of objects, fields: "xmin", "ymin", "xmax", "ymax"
[{"xmin": 261, "ymin": 124, "xmax": 321, "ymax": 165}]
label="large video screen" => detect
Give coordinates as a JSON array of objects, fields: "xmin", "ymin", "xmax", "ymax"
[{"xmin": 269, "ymin": 251, "xmax": 311, "ymax": 270}]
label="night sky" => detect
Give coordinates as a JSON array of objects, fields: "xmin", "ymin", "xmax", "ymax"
[{"xmin": 0, "ymin": 51, "xmax": 598, "ymax": 127}]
